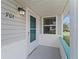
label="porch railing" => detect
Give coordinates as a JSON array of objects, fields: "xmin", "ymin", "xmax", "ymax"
[{"xmin": 59, "ymin": 37, "xmax": 70, "ymax": 59}]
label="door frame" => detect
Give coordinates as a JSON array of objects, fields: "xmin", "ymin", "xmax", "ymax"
[{"xmin": 27, "ymin": 9, "xmax": 39, "ymax": 55}]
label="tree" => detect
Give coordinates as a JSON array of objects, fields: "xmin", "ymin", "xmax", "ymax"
[{"xmin": 63, "ymin": 23, "xmax": 69, "ymax": 32}]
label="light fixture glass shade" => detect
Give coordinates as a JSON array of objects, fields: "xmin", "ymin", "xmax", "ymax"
[{"xmin": 19, "ymin": 10, "xmax": 25, "ymax": 15}]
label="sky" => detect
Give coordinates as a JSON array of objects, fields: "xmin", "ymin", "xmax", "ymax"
[{"xmin": 64, "ymin": 16, "xmax": 70, "ymax": 24}]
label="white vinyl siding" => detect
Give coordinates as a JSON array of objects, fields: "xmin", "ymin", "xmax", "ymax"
[
  {"xmin": 1, "ymin": 0, "xmax": 26, "ymax": 46},
  {"xmin": 1, "ymin": 0, "xmax": 27, "ymax": 59}
]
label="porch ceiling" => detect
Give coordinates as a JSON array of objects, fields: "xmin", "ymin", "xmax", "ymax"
[{"xmin": 17, "ymin": 0, "xmax": 69, "ymax": 17}]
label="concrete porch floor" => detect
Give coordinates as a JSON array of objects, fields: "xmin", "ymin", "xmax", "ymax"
[{"xmin": 27, "ymin": 45, "xmax": 61, "ymax": 59}]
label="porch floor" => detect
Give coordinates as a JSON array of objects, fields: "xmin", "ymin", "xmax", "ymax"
[{"xmin": 27, "ymin": 45, "xmax": 61, "ymax": 59}]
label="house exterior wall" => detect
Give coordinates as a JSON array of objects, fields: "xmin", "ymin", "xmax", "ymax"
[
  {"xmin": 1, "ymin": 0, "xmax": 40, "ymax": 59},
  {"xmin": 1, "ymin": 0, "xmax": 26, "ymax": 46},
  {"xmin": 39, "ymin": 15, "xmax": 63, "ymax": 48},
  {"xmin": 1, "ymin": 0, "xmax": 27, "ymax": 59}
]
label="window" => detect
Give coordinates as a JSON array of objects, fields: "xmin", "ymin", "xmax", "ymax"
[{"xmin": 43, "ymin": 17, "xmax": 56, "ymax": 34}]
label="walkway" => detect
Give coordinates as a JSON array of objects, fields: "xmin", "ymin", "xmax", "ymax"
[{"xmin": 27, "ymin": 45, "xmax": 61, "ymax": 59}]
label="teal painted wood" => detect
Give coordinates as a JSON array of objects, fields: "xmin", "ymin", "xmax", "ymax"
[
  {"xmin": 30, "ymin": 15, "xmax": 36, "ymax": 42},
  {"xmin": 59, "ymin": 37, "xmax": 70, "ymax": 59}
]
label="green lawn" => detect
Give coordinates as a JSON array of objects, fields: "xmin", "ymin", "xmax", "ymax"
[{"xmin": 63, "ymin": 32, "xmax": 70, "ymax": 46}]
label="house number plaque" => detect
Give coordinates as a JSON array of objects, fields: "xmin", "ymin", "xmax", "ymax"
[{"xmin": 5, "ymin": 12, "xmax": 14, "ymax": 19}]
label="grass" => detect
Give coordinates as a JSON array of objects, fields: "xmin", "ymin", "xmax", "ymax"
[{"xmin": 63, "ymin": 32, "xmax": 70, "ymax": 46}]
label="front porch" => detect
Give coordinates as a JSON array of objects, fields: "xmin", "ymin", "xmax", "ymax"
[
  {"xmin": 27, "ymin": 45, "xmax": 61, "ymax": 59},
  {"xmin": 1, "ymin": 0, "xmax": 77, "ymax": 59}
]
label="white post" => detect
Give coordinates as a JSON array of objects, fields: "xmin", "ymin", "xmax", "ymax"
[{"xmin": 69, "ymin": 0, "xmax": 78, "ymax": 59}]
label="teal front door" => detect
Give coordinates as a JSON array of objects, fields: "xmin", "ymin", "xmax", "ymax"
[{"xmin": 30, "ymin": 15, "xmax": 36, "ymax": 42}]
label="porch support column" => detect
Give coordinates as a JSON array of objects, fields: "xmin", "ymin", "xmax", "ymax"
[{"xmin": 69, "ymin": 0, "xmax": 78, "ymax": 59}]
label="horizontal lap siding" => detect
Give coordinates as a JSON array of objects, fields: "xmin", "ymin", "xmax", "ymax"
[{"xmin": 1, "ymin": 0, "xmax": 26, "ymax": 46}]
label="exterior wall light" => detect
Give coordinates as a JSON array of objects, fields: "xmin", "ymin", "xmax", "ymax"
[{"xmin": 18, "ymin": 7, "xmax": 25, "ymax": 15}]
